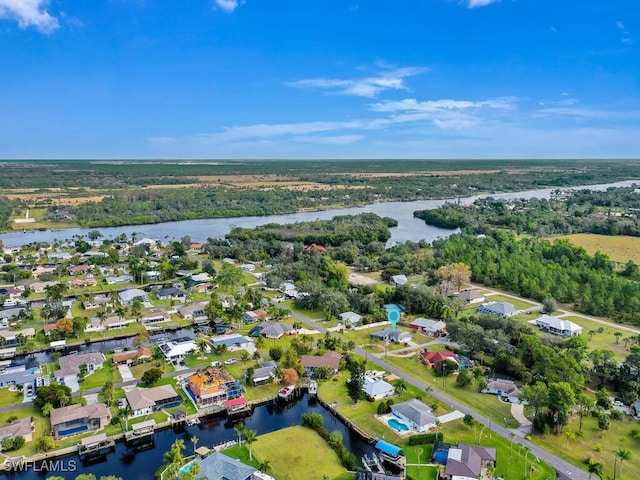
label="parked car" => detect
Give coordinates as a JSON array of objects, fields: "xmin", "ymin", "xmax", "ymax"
[
  {"xmin": 223, "ymin": 358, "xmax": 238, "ymax": 365},
  {"xmin": 613, "ymin": 399, "xmax": 625, "ymax": 407}
]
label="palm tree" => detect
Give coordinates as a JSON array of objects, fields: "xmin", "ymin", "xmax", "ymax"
[
  {"xmin": 191, "ymin": 435, "xmax": 198, "ymax": 456},
  {"xmin": 393, "ymin": 379, "xmax": 408, "ymax": 396},
  {"xmin": 234, "ymin": 422, "xmax": 245, "ymax": 446},
  {"xmin": 258, "ymin": 460, "xmax": 271, "ymax": 474},
  {"xmin": 244, "ymin": 429, "xmax": 257, "ymax": 460},
  {"xmin": 613, "ymin": 448, "xmax": 632, "ymax": 480},
  {"xmin": 587, "ymin": 459, "xmax": 603, "ymax": 480}
]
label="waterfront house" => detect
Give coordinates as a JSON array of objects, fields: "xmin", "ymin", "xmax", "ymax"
[
  {"xmin": 70, "ymin": 277, "xmax": 98, "ymax": 288},
  {"xmin": 370, "ymin": 328, "xmax": 411, "ymax": 343},
  {"xmin": 178, "ymin": 301, "xmax": 209, "ymax": 324},
  {"xmin": 409, "ymin": 318, "xmax": 447, "ymax": 337},
  {"xmin": 441, "ymin": 443, "xmax": 497, "ymax": 480},
  {"xmin": 191, "ymin": 451, "xmax": 273, "ymax": 480},
  {"xmin": 50, "ymin": 403, "xmax": 110, "ymax": 439},
  {"xmin": 0, "ymin": 417, "xmax": 34, "ymax": 442},
  {"xmin": 186, "ymin": 367, "xmax": 243, "ymax": 407},
  {"xmin": 0, "ymin": 328, "xmax": 35, "ymax": 347},
  {"xmin": 420, "ymin": 350, "xmax": 457, "ymax": 369},
  {"xmin": 534, "ymin": 314, "xmax": 583, "ymax": 337},
  {"xmin": 339, "ymin": 311, "xmax": 362, "ymax": 328},
  {"xmin": 85, "ymin": 315, "xmax": 134, "ymax": 332},
  {"xmin": 363, "ymin": 376, "xmax": 395, "ymax": 401},
  {"xmin": 300, "ymin": 351, "xmax": 342, "ymax": 377},
  {"xmin": 82, "ymin": 296, "xmax": 112, "ymax": 310},
  {"xmin": 55, "ymin": 352, "xmax": 105, "ymax": 393},
  {"xmin": 118, "ymin": 288, "xmax": 147, "ymax": 306},
  {"xmin": 140, "ymin": 308, "xmax": 171, "ymax": 325},
  {"xmin": 112, "ymin": 347, "xmax": 153, "ymax": 365},
  {"xmin": 251, "ymin": 361, "xmax": 277, "ymax": 386},
  {"xmin": 125, "ymin": 385, "xmax": 182, "ymax": 416},
  {"xmin": 210, "ymin": 334, "xmax": 253, "ymax": 352},
  {"xmin": 105, "ymin": 274, "xmax": 134, "ymax": 285},
  {"xmin": 390, "ymin": 399, "xmax": 437, "ymax": 433},
  {"xmin": 158, "ymin": 338, "xmax": 197, "ymax": 361},
  {"xmin": 477, "ymin": 301, "xmax": 516, "ymax": 318},
  {"xmin": 157, "ymin": 286, "xmax": 185, "ymax": 301}
]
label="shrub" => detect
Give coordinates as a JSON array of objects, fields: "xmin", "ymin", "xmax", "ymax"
[{"xmin": 407, "ymin": 432, "xmax": 443, "ymax": 445}]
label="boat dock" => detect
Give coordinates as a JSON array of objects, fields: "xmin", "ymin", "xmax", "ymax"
[
  {"xmin": 78, "ymin": 433, "xmax": 115, "ymax": 460},
  {"xmin": 124, "ymin": 419, "xmax": 156, "ymax": 444}
]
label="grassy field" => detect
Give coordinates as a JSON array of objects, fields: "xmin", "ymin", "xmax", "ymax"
[
  {"xmin": 337, "ymin": 325, "xmax": 424, "ymax": 351},
  {"xmin": 531, "ymin": 412, "xmax": 640, "ymax": 480},
  {"xmin": 553, "ymin": 233, "xmax": 640, "ymax": 264},
  {"xmin": 79, "ymin": 362, "xmax": 123, "ymax": 390},
  {"xmin": 129, "ymin": 359, "xmax": 174, "ymax": 379},
  {"xmin": 251, "ymin": 426, "xmax": 351, "ymax": 480},
  {"xmin": 383, "ymin": 355, "xmax": 521, "ymax": 428},
  {"xmin": 280, "ymin": 300, "xmax": 326, "ymax": 321},
  {"xmin": 0, "ymin": 388, "xmax": 25, "ymax": 408}
]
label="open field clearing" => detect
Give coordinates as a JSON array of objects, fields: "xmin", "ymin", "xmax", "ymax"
[{"xmin": 552, "ymin": 233, "xmax": 640, "ymax": 264}]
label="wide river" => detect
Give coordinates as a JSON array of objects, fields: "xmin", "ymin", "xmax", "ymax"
[{"xmin": 1, "ymin": 180, "xmax": 636, "ymax": 248}]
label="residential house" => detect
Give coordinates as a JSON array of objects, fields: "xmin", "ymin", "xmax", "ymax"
[
  {"xmin": 192, "ymin": 282, "xmax": 214, "ymax": 295},
  {"xmin": 363, "ymin": 376, "xmax": 395, "ymax": 401},
  {"xmin": 0, "ymin": 365, "xmax": 43, "ymax": 389},
  {"xmin": 534, "ymin": 314, "xmax": 583, "ymax": 337},
  {"xmin": 278, "ymin": 282, "xmax": 298, "ymax": 298},
  {"xmin": 481, "ymin": 379, "xmax": 520, "ymax": 403},
  {"xmin": 70, "ymin": 278, "xmax": 98, "ymax": 288},
  {"xmin": 390, "ymin": 275, "xmax": 408, "ymax": 287},
  {"xmin": 118, "ymin": 288, "xmax": 147, "ymax": 306},
  {"xmin": 239, "ymin": 264, "xmax": 256, "ymax": 272},
  {"xmin": 112, "ymin": 347, "xmax": 153, "ymax": 365},
  {"xmin": 370, "ymin": 328, "xmax": 412, "ymax": 343},
  {"xmin": 0, "ymin": 307, "xmax": 25, "ymax": 324},
  {"xmin": 105, "ymin": 274, "xmax": 134, "ymax": 285},
  {"xmin": 177, "ymin": 301, "xmax": 209, "ymax": 324},
  {"xmin": 249, "ymin": 322, "xmax": 292, "ymax": 339},
  {"xmin": 0, "ymin": 417, "xmax": 34, "ymax": 442},
  {"xmin": 450, "ymin": 290, "xmax": 486, "ymax": 304},
  {"xmin": 300, "ymin": 351, "xmax": 342, "ymax": 377},
  {"xmin": 140, "ymin": 308, "xmax": 171, "ymax": 325},
  {"xmin": 82, "ymin": 297, "xmax": 112, "ymax": 310},
  {"xmin": 186, "ymin": 367, "xmax": 243, "ymax": 407},
  {"xmin": 477, "ymin": 301, "xmax": 516, "ymax": 318},
  {"xmin": 85, "ymin": 315, "xmax": 134, "ymax": 333},
  {"xmin": 210, "ymin": 334, "xmax": 253, "ymax": 352},
  {"xmin": 243, "ymin": 309, "xmax": 269, "ymax": 324},
  {"xmin": 339, "ymin": 311, "xmax": 362, "ymax": 328},
  {"xmin": 29, "ymin": 281, "xmax": 58, "ymax": 293},
  {"xmin": 191, "ymin": 452, "xmax": 274, "ymax": 480},
  {"xmin": 189, "ymin": 243, "xmax": 204, "ymax": 252},
  {"xmin": 69, "ymin": 265, "xmax": 92, "ymax": 276},
  {"xmin": 303, "ymin": 244, "xmax": 327, "ymax": 252},
  {"xmin": 420, "ymin": 351, "xmax": 457, "ymax": 369},
  {"xmin": 631, "ymin": 401, "xmax": 640, "ymax": 417},
  {"xmin": 390, "ymin": 399, "xmax": 437, "ymax": 433},
  {"xmin": 31, "ymin": 266, "xmax": 55, "ymax": 279},
  {"xmin": 158, "ymin": 338, "xmax": 197, "ymax": 361},
  {"xmin": 409, "ymin": 318, "xmax": 447, "ymax": 337},
  {"xmin": 157, "ymin": 287, "xmax": 185, "ymax": 302},
  {"xmin": 55, "ymin": 352, "xmax": 105, "ymax": 393},
  {"xmin": 125, "ymin": 385, "xmax": 182, "ymax": 416},
  {"xmin": 441, "ymin": 443, "xmax": 497, "ymax": 480},
  {"xmin": 50, "ymin": 403, "xmax": 110, "ymax": 439},
  {"xmin": 0, "ymin": 328, "xmax": 35, "ymax": 346},
  {"xmin": 251, "ymin": 361, "xmax": 277, "ymax": 386},
  {"xmin": 190, "ymin": 272, "xmax": 213, "ymax": 284}
]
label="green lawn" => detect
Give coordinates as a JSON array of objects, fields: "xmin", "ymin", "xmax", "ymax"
[
  {"xmin": 563, "ymin": 315, "xmax": 637, "ymax": 361},
  {"xmin": 280, "ymin": 300, "xmax": 326, "ymax": 320},
  {"xmin": 531, "ymin": 412, "xmax": 640, "ymax": 480},
  {"xmin": 0, "ymin": 388, "xmax": 24, "ymax": 407},
  {"xmin": 383, "ymin": 355, "xmax": 520, "ymax": 428},
  {"xmin": 79, "ymin": 362, "xmax": 123, "ymax": 390},
  {"xmin": 337, "ymin": 325, "xmax": 424, "ymax": 351},
  {"xmin": 129, "ymin": 359, "xmax": 174, "ymax": 379},
  {"xmin": 0, "ymin": 406, "xmax": 48, "ymax": 457},
  {"xmin": 251, "ymin": 426, "xmax": 352, "ymax": 480}
]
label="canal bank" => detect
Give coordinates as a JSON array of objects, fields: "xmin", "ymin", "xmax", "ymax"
[{"xmin": 0, "ymin": 392, "xmax": 375, "ymax": 480}]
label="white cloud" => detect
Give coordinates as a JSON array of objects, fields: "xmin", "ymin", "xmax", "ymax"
[
  {"xmin": 293, "ymin": 135, "xmax": 364, "ymax": 145},
  {"xmin": 617, "ymin": 21, "xmax": 625, "ymax": 31},
  {"xmin": 369, "ymin": 97, "xmax": 514, "ymax": 113},
  {"xmin": 467, "ymin": 0, "xmax": 501, "ymax": 8},
  {"xmin": 0, "ymin": 0, "xmax": 59, "ymax": 33},
  {"xmin": 286, "ymin": 67, "xmax": 426, "ymax": 98},
  {"xmin": 214, "ymin": 0, "xmax": 242, "ymax": 13}
]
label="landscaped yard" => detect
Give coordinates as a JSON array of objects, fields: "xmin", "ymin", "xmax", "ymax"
[
  {"xmin": 129, "ymin": 359, "xmax": 174, "ymax": 379},
  {"xmin": 0, "ymin": 387, "xmax": 24, "ymax": 407},
  {"xmin": 280, "ymin": 300, "xmax": 326, "ymax": 321},
  {"xmin": 562, "ymin": 315, "xmax": 638, "ymax": 361},
  {"xmin": 337, "ymin": 324, "xmax": 423, "ymax": 352},
  {"xmin": 530, "ymin": 411, "xmax": 640, "ymax": 480},
  {"xmin": 250, "ymin": 426, "xmax": 353, "ymax": 480},
  {"xmin": 482, "ymin": 293, "xmax": 538, "ymax": 311},
  {"xmin": 0, "ymin": 405, "xmax": 48, "ymax": 457},
  {"xmin": 79, "ymin": 362, "xmax": 123, "ymax": 390}
]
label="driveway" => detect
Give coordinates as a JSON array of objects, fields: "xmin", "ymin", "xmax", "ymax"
[{"xmin": 118, "ymin": 365, "xmax": 135, "ymax": 382}]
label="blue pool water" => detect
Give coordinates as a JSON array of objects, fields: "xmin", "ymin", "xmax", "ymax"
[{"xmin": 387, "ymin": 418, "xmax": 410, "ymax": 432}]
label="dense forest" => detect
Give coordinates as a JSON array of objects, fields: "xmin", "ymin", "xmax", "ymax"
[
  {"xmin": 432, "ymin": 230, "xmax": 640, "ymax": 322},
  {"xmin": 414, "ymin": 186, "xmax": 640, "ymax": 236}
]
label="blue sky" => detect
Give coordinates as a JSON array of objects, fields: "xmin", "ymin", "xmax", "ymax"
[{"xmin": 0, "ymin": 0, "xmax": 638, "ymax": 159}]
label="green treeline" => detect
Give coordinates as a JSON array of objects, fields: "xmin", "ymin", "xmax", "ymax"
[
  {"xmin": 415, "ymin": 187, "xmax": 640, "ymax": 236},
  {"xmin": 0, "ymin": 196, "xmax": 13, "ymax": 230},
  {"xmin": 433, "ymin": 230, "xmax": 640, "ymax": 322}
]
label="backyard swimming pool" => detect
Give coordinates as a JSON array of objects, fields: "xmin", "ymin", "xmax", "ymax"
[{"xmin": 387, "ymin": 418, "xmax": 410, "ymax": 432}]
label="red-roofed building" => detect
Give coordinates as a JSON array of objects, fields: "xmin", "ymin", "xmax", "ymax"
[
  {"xmin": 113, "ymin": 347, "xmax": 153, "ymax": 365},
  {"xmin": 303, "ymin": 244, "xmax": 327, "ymax": 252},
  {"xmin": 420, "ymin": 350, "xmax": 457, "ymax": 369},
  {"xmin": 190, "ymin": 243, "xmax": 204, "ymax": 252}
]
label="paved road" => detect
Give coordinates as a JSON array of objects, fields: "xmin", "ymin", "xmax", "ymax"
[{"xmin": 276, "ymin": 299, "xmax": 589, "ymax": 480}]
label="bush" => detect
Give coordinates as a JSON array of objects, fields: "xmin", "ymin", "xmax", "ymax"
[
  {"xmin": 407, "ymin": 432, "xmax": 443, "ymax": 445},
  {"xmin": 610, "ymin": 409, "xmax": 623, "ymax": 420}
]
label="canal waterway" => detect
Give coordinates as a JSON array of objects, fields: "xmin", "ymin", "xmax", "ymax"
[
  {"xmin": 1, "ymin": 180, "xmax": 636, "ymax": 248},
  {"xmin": 0, "ymin": 394, "xmax": 376, "ymax": 480}
]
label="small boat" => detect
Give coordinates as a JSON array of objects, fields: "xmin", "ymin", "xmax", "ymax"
[{"xmin": 186, "ymin": 418, "xmax": 201, "ymax": 426}]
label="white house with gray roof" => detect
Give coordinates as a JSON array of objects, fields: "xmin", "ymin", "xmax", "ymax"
[
  {"xmin": 477, "ymin": 301, "xmax": 516, "ymax": 318},
  {"xmin": 533, "ymin": 314, "xmax": 582, "ymax": 337},
  {"xmin": 390, "ymin": 399, "xmax": 437, "ymax": 433},
  {"xmin": 118, "ymin": 288, "xmax": 147, "ymax": 306}
]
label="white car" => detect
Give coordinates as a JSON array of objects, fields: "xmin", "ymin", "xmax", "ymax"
[
  {"xmin": 223, "ymin": 358, "xmax": 238, "ymax": 365},
  {"xmin": 612, "ymin": 400, "xmax": 625, "ymax": 407}
]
